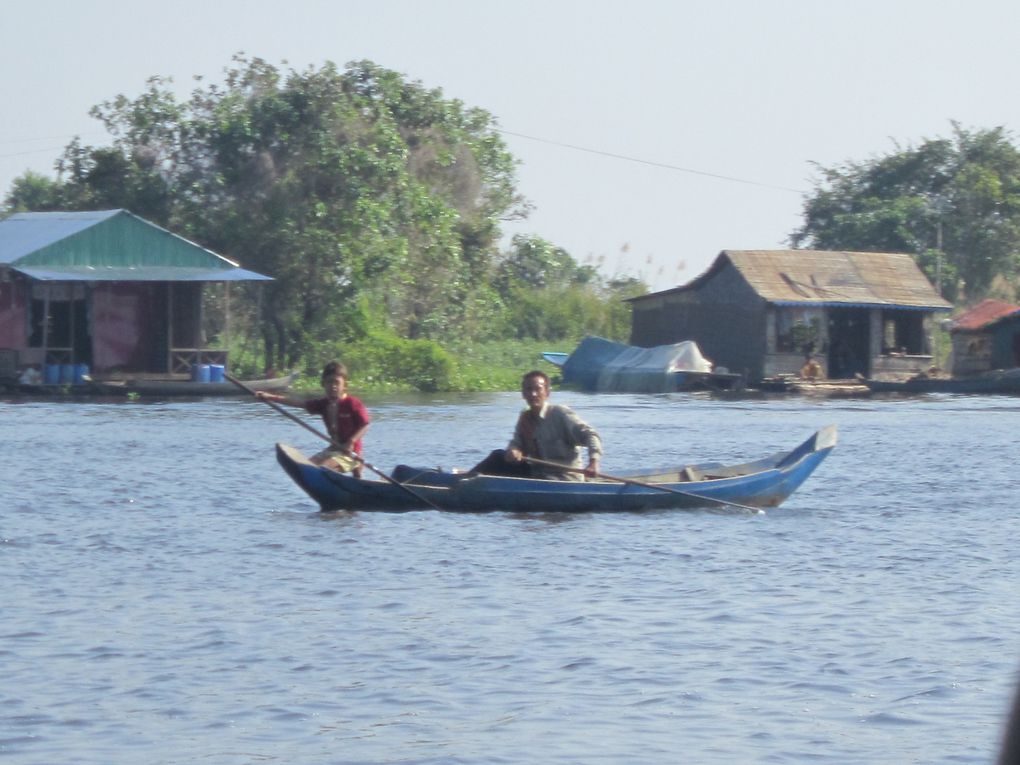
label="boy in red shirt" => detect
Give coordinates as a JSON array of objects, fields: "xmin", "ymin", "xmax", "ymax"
[{"xmin": 258, "ymin": 361, "xmax": 370, "ymax": 477}]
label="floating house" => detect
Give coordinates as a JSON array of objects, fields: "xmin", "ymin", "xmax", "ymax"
[
  {"xmin": 627, "ymin": 250, "xmax": 952, "ymax": 382},
  {"xmin": 947, "ymin": 298, "xmax": 1020, "ymax": 376},
  {"xmin": 0, "ymin": 210, "xmax": 271, "ymax": 382}
]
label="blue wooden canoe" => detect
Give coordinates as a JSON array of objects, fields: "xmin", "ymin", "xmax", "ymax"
[{"xmin": 275, "ymin": 425, "xmax": 837, "ymax": 513}]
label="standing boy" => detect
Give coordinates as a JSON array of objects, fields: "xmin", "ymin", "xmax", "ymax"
[{"xmin": 258, "ymin": 361, "xmax": 370, "ymax": 477}]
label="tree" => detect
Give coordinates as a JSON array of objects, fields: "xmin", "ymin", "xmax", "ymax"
[
  {"xmin": 492, "ymin": 235, "xmax": 644, "ymax": 341},
  {"xmin": 792, "ymin": 124, "xmax": 1020, "ymax": 302},
  {"xmin": 4, "ymin": 56, "xmax": 527, "ymax": 369},
  {"xmin": 4, "ymin": 171, "xmax": 67, "ymax": 211}
]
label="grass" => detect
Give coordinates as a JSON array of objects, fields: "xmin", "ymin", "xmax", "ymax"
[
  {"xmin": 443, "ymin": 338, "xmax": 573, "ymax": 392},
  {"xmin": 229, "ymin": 336, "xmax": 578, "ymax": 394}
]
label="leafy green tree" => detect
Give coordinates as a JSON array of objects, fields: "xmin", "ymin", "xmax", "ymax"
[
  {"xmin": 792, "ymin": 124, "xmax": 1020, "ymax": 302},
  {"xmin": 494, "ymin": 234, "xmax": 597, "ymax": 292},
  {"xmin": 4, "ymin": 171, "xmax": 67, "ymax": 211},
  {"xmin": 5, "ymin": 56, "xmax": 526, "ymax": 370},
  {"xmin": 3, "ymin": 55, "xmax": 649, "ymax": 385},
  {"xmin": 493, "ymin": 235, "xmax": 645, "ymax": 341}
]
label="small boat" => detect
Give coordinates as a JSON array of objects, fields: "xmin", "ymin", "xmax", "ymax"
[
  {"xmin": 862, "ymin": 368, "xmax": 1020, "ymax": 394},
  {"xmin": 89, "ymin": 372, "xmax": 297, "ymax": 397},
  {"xmin": 275, "ymin": 425, "xmax": 837, "ymax": 513},
  {"xmin": 541, "ymin": 351, "xmax": 569, "ymax": 367}
]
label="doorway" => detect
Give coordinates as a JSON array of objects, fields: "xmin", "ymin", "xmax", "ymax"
[
  {"xmin": 827, "ymin": 308, "xmax": 871, "ymax": 378},
  {"xmin": 28, "ymin": 283, "xmax": 92, "ymax": 367}
]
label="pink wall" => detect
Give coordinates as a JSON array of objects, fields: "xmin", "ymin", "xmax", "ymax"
[
  {"xmin": 92, "ymin": 284, "xmax": 145, "ymax": 372},
  {"xmin": 0, "ymin": 282, "xmax": 26, "ymax": 350},
  {"xmin": 1, "ymin": 281, "xmax": 167, "ymax": 373}
]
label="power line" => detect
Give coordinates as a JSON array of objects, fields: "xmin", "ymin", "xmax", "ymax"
[
  {"xmin": 497, "ymin": 128, "xmax": 806, "ymax": 195},
  {"xmin": 0, "ymin": 132, "xmax": 108, "ymax": 160},
  {"xmin": 0, "ymin": 146, "xmax": 68, "ymax": 160}
]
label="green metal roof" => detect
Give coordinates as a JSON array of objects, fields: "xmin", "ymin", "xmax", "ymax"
[{"xmin": 0, "ymin": 209, "xmax": 271, "ymax": 281}]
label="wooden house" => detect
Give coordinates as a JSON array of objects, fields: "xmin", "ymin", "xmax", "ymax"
[
  {"xmin": 0, "ymin": 209, "xmax": 270, "ymax": 381},
  {"xmin": 627, "ymin": 250, "xmax": 952, "ymax": 382},
  {"xmin": 947, "ymin": 298, "xmax": 1020, "ymax": 376}
]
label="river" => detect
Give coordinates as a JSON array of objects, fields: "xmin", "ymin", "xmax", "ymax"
[{"xmin": 2, "ymin": 390, "xmax": 1019, "ymax": 764}]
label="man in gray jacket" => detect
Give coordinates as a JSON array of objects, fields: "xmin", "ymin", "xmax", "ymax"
[{"xmin": 471, "ymin": 370, "xmax": 603, "ymax": 481}]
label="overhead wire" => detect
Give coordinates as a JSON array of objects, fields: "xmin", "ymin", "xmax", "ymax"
[{"xmin": 496, "ymin": 128, "xmax": 806, "ymax": 195}]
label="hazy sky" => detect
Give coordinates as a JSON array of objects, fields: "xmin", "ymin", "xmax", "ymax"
[{"xmin": 3, "ymin": 0, "xmax": 1018, "ymax": 290}]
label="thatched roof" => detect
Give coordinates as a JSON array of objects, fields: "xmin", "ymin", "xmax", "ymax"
[{"xmin": 633, "ymin": 250, "xmax": 952, "ymax": 310}]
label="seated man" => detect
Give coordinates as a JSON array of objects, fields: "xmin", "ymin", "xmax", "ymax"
[
  {"xmin": 800, "ymin": 354, "xmax": 824, "ymax": 381},
  {"xmin": 471, "ymin": 370, "xmax": 602, "ymax": 481}
]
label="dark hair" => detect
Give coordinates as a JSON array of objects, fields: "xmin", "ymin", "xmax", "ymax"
[
  {"xmin": 321, "ymin": 361, "xmax": 348, "ymax": 380},
  {"xmin": 521, "ymin": 370, "xmax": 550, "ymax": 388}
]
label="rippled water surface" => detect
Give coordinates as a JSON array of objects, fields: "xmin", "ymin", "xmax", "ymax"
[{"xmin": 3, "ymin": 390, "xmax": 1020, "ymax": 764}]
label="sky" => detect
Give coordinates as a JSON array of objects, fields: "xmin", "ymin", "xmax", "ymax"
[{"xmin": 3, "ymin": 0, "xmax": 1020, "ymax": 291}]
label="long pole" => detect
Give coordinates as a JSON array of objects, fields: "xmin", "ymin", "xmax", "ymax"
[
  {"xmin": 225, "ymin": 373, "xmax": 445, "ymax": 512},
  {"xmin": 523, "ymin": 455, "xmax": 761, "ymax": 513}
]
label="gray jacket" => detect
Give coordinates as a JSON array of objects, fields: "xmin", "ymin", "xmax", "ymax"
[{"xmin": 508, "ymin": 403, "xmax": 603, "ymax": 481}]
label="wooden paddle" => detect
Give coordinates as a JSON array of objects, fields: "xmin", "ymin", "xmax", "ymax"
[
  {"xmin": 225, "ymin": 373, "xmax": 445, "ymax": 512},
  {"xmin": 522, "ymin": 455, "xmax": 761, "ymax": 513}
]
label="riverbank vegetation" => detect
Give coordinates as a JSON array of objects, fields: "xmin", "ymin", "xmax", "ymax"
[
  {"xmin": 4, "ymin": 56, "xmax": 643, "ymax": 390},
  {"xmin": 6, "ymin": 58, "xmax": 1020, "ymax": 390}
]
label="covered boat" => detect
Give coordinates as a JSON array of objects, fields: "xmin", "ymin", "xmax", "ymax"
[
  {"xmin": 556, "ymin": 336, "xmax": 742, "ymax": 393},
  {"xmin": 275, "ymin": 425, "xmax": 837, "ymax": 513}
]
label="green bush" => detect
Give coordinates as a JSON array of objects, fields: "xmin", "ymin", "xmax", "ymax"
[{"xmin": 340, "ymin": 332, "xmax": 454, "ymax": 392}]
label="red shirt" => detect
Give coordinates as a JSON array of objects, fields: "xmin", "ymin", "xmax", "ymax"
[{"xmin": 305, "ymin": 395, "xmax": 370, "ymax": 455}]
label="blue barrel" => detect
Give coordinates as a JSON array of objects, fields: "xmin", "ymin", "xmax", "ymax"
[
  {"xmin": 209, "ymin": 364, "xmax": 225, "ymax": 383},
  {"xmin": 73, "ymin": 363, "xmax": 89, "ymax": 385},
  {"xmin": 191, "ymin": 364, "xmax": 211, "ymax": 383},
  {"xmin": 59, "ymin": 364, "xmax": 75, "ymax": 384},
  {"xmin": 44, "ymin": 364, "xmax": 61, "ymax": 385}
]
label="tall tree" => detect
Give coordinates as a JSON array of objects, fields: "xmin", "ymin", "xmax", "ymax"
[
  {"xmin": 792, "ymin": 124, "xmax": 1020, "ymax": 302},
  {"xmin": 5, "ymin": 56, "xmax": 526, "ymax": 368}
]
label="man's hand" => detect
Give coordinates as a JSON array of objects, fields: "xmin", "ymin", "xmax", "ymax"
[
  {"xmin": 506, "ymin": 448, "xmax": 525, "ymax": 464},
  {"xmin": 584, "ymin": 458, "xmax": 600, "ymax": 478}
]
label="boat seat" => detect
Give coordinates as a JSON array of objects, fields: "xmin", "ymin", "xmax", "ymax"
[{"xmin": 680, "ymin": 466, "xmax": 703, "ymax": 482}]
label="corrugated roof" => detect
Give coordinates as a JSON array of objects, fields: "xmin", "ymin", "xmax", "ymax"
[
  {"xmin": 13, "ymin": 265, "xmax": 272, "ymax": 282},
  {"xmin": 0, "ymin": 209, "xmax": 271, "ymax": 282},
  {"xmin": 0, "ymin": 210, "xmax": 121, "ymax": 263},
  {"xmin": 632, "ymin": 249, "xmax": 952, "ymax": 310},
  {"xmin": 950, "ymin": 298, "xmax": 1020, "ymax": 331}
]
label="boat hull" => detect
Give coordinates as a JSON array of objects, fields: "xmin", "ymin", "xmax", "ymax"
[
  {"xmin": 275, "ymin": 426, "xmax": 837, "ymax": 513},
  {"xmin": 92, "ymin": 373, "xmax": 296, "ymax": 397},
  {"xmin": 864, "ymin": 368, "xmax": 1020, "ymax": 394}
]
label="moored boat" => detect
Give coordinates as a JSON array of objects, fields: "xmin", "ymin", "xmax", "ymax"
[
  {"xmin": 275, "ymin": 425, "xmax": 837, "ymax": 513},
  {"xmin": 862, "ymin": 368, "xmax": 1020, "ymax": 394},
  {"xmin": 14, "ymin": 373, "xmax": 297, "ymax": 397},
  {"xmin": 556, "ymin": 336, "xmax": 743, "ymax": 393}
]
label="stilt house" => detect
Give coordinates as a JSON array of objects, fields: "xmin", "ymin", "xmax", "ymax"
[
  {"xmin": 0, "ymin": 210, "xmax": 271, "ymax": 381},
  {"xmin": 627, "ymin": 250, "xmax": 952, "ymax": 382}
]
